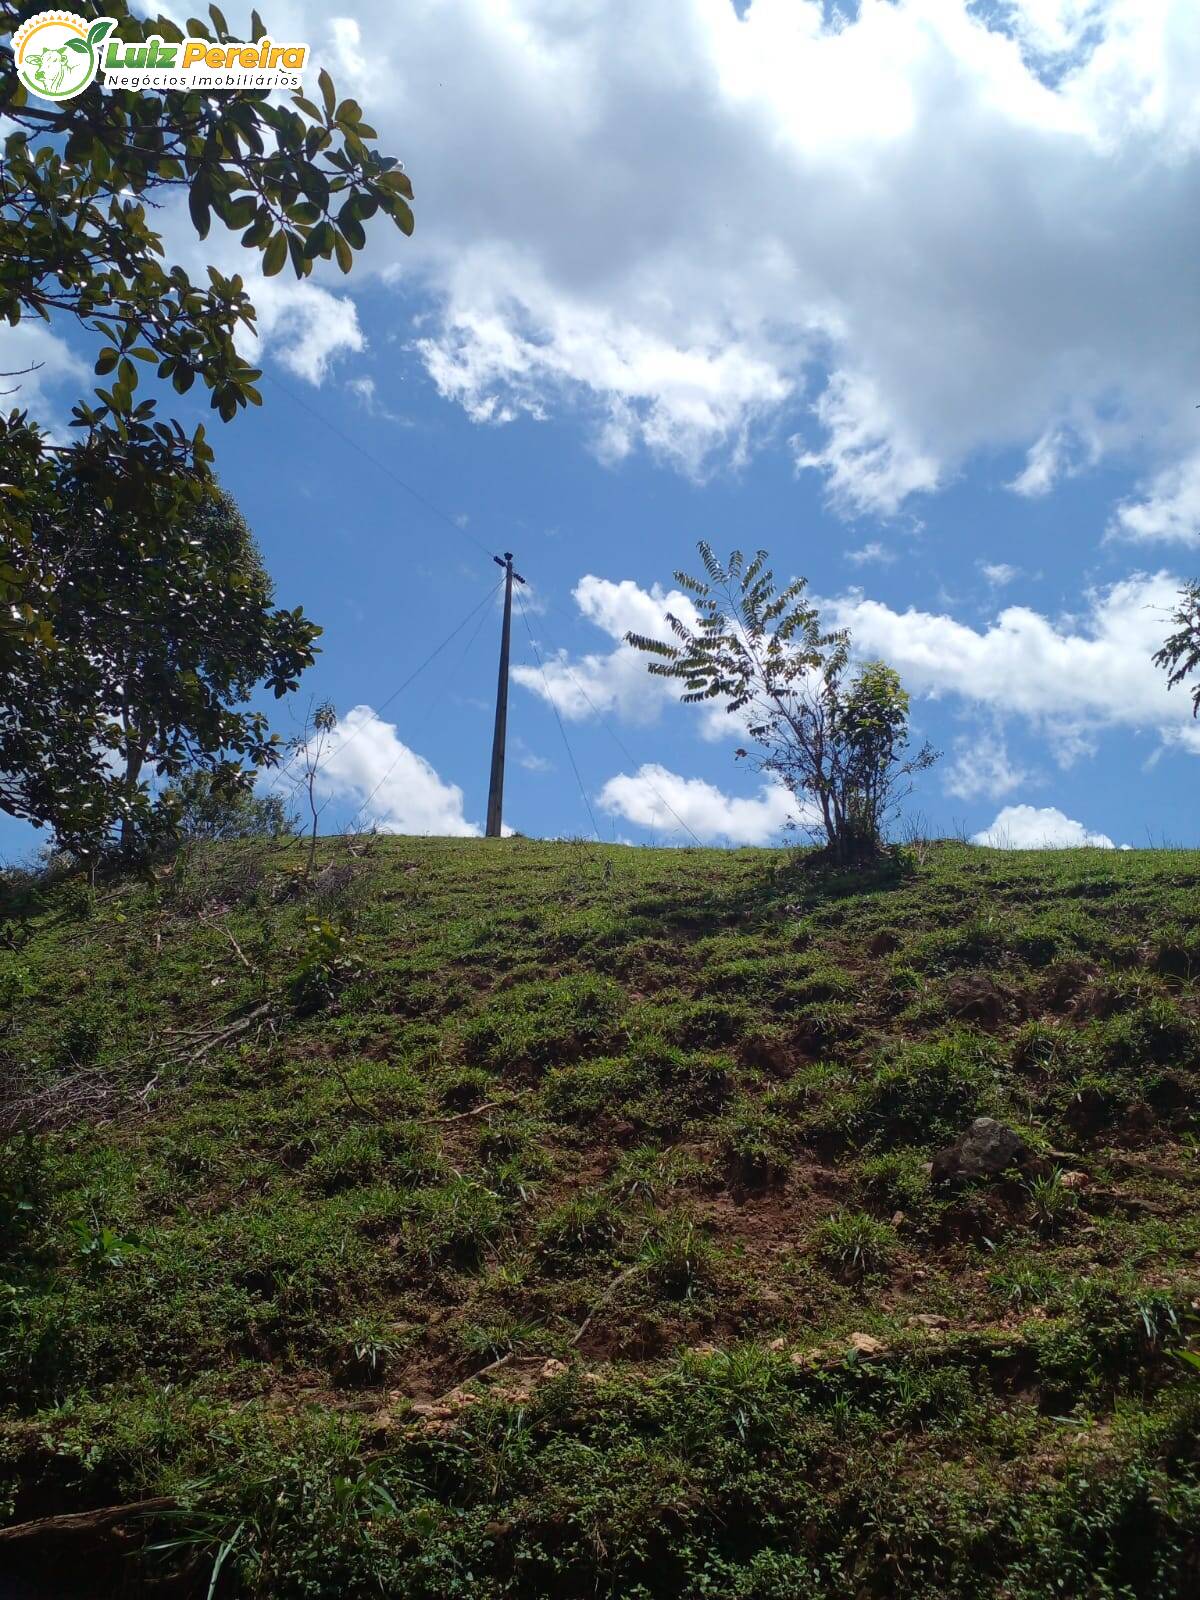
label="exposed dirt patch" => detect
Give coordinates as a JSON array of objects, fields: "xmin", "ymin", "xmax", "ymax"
[{"xmin": 943, "ymin": 974, "xmax": 1029, "ymax": 1030}]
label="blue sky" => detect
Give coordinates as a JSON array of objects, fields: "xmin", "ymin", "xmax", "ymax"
[{"xmin": 5, "ymin": 0, "xmax": 1200, "ymax": 859}]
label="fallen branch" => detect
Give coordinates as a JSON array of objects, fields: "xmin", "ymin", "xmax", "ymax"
[
  {"xmin": 421, "ymin": 1090, "xmax": 533, "ymax": 1126},
  {"xmin": 435, "ymin": 1351, "xmax": 516, "ymax": 1402},
  {"xmin": 330, "ymin": 1059, "xmax": 385, "ymax": 1124},
  {"xmin": 0, "ymin": 1496, "xmax": 177, "ymax": 1542},
  {"xmin": 0, "ymin": 1065, "xmax": 126, "ymax": 1136},
  {"xmin": 185, "ymin": 1002, "xmax": 272, "ymax": 1064},
  {"xmin": 217, "ymin": 923, "xmax": 252, "ymax": 971}
]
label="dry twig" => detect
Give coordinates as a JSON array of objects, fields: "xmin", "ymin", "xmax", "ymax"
[
  {"xmin": 421, "ymin": 1090, "xmax": 533, "ymax": 1126},
  {"xmin": 0, "ymin": 1497, "xmax": 177, "ymax": 1542},
  {"xmin": 184, "ymin": 1002, "xmax": 272, "ymax": 1064}
]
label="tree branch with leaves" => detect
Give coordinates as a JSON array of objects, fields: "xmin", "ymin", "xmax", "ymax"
[
  {"xmin": 1155, "ymin": 581, "xmax": 1200, "ymax": 718},
  {"xmin": 0, "ymin": 2, "xmax": 413, "ymax": 854}
]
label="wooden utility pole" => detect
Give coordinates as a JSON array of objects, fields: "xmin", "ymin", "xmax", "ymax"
[{"xmin": 486, "ymin": 551, "xmax": 525, "ymax": 838}]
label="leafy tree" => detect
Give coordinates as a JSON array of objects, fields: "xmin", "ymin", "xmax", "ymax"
[
  {"xmin": 162, "ymin": 766, "xmax": 296, "ymax": 842},
  {"xmin": 0, "ymin": 475, "xmax": 318, "ymax": 853},
  {"xmin": 1154, "ymin": 582, "xmax": 1200, "ymax": 717},
  {"xmin": 0, "ymin": 1, "xmax": 413, "ymax": 849},
  {"xmin": 626, "ymin": 544, "xmax": 938, "ymax": 864}
]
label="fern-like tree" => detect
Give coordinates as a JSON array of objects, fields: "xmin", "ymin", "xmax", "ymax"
[
  {"xmin": 1155, "ymin": 582, "xmax": 1200, "ymax": 716},
  {"xmin": 626, "ymin": 544, "xmax": 938, "ymax": 864}
]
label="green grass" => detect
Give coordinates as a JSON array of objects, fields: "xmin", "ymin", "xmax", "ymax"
[{"xmin": 1, "ymin": 834, "xmax": 1199, "ymax": 1596}]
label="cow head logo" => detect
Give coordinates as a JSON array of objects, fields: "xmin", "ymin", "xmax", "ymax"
[{"xmin": 11, "ymin": 11, "xmax": 115, "ymax": 102}]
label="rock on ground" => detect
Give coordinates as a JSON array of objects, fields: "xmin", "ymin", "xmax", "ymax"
[{"xmin": 931, "ymin": 1117, "xmax": 1032, "ymax": 1185}]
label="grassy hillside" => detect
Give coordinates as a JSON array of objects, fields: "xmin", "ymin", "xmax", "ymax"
[{"xmin": 1, "ymin": 834, "xmax": 1199, "ymax": 1597}]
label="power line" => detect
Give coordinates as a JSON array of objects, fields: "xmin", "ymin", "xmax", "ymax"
[
  {"xmin": 343, "ymin": 577, "xmax": 505, "ymax": 832},
  {"xmin": 263, "ymin": 369, "xmax": 496, "ymax": 561},
  {"xmin": 260, "ymin": 575, "xmax": 502, "ymax": 815},
  {"xmin": 253, "ymin": 366, "xmax": 709, "ymax": 847},
  {"xmin": 415, "ymin": 574, "xmax": 501, "ymax": 738},
  {"xmin": 344, "ymin": 574, "xmax": 505, "ymax": 742},
  {"xmin": 516, "ymin": 585, "xmax": 601, "ymax": 842},
  {"xmin": 522, "ymin": 596, "xmax": 707, "ymax": 848},
  {"xmin": 352, "ymin": 572, "xmax": 500, "ymax": 835}
]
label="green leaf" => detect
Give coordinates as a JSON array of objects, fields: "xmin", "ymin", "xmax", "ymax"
[
  {"xmin": 333, "ymin": 231, "xmax": 352, "ymax": 274},
  {"xmin": 262, "ymin": 232, "xmax": 288, "ymax": 277},
  {"xmin": 251, "ymin": 215, "xmax": 276, "ymax": 250},
  {"xmin": 188, "ymin": 183, "xmax": 211, "ymax": 241},
  {"xmin": 65, "ymin": 38, "xmax": 89, "ymax": 54},
  {"xmin": 318, "ymin": 68, "xmax": 336, "ymax": 119},
  {"xmin": 381, "ymin": 168, "xmax": 414, "ymax": 200},
  {"xmin": 87, "ymin": 19, "xmax": 114, "ymax": 46},
  {"xmin": 303, "ymin": 220, "xmax": 334, "ymax": 260},
  {"xmin": 224, "ymin": 196, "xmax": 257, "ymax": 229},
  {"xmin": 240, "ymin": 214, "xmax": 273, "ymax": 249},
  {"xmin": 94, "ymin": 347, "xmax": 119, "ymax": 376},
  {"xmin": 298, "ymin": 163, "xmax": 330, "ymax": 207},
  {"xmin": 392, "ymin": 197, "xmax": 415, "ymax": 237}
]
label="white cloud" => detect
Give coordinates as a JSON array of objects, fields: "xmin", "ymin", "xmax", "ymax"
[
  {"xmin": 244, "ymin": 278, "xmax": 364, "ymax": 387},
  {"xmin": 822, "ymin": 570, "xmax": 1197, "ymax": 759},
  {"xmin": 980, "ymin": 562, "xmax": 1021, "ymax": 587},
  {"xmin": 416, "ymin": 291, "xmax": 790, "ymax": 475},
  {"xmin": 1009, "ymin": 427, "xmax": 1073, "ymax": 498},
  {"xmin": 297, "ymin": 0, "xmax": 1200, "ymax": 512},
  {"xmin": 847, "ymin": 541, "xmax": 896, "ymax": 567},
  {"xmin": 945, "ymin": 732, "xmax": 1029, "ymax": 800},
  {"xmin": 346, "ymin": 374, "xmax": 407, "ymax": 422},
  {"xmin": 1110, "ymin": 451, "xmax": 1200, "ymax": 546},
  {"xmin": 971, "ymin": 803, "xmax": 1116, "ymax": 848},
  {"xmin": 513, "ymin": 575, "xmax": 707, "ymax": 726},
  {"xmin": 294, "ymin": 704, "xmax": 480, "ymax": 836},
  {"xmin": 329, "ymin": 15, "xmax": 373, "ymax": 82},
  {"xmin": 530, "ymin": 567, "xmax": 1200, "ymax": 766},
  {"xmin": 515, "ymin": 738, "xmax": 553, "ymax": 774},
  {"xmin": 598, "ymin": 763, "xmax": 803, "ymax": 845},
  {"xmin": 791, "ymin": 370, "xmax": 941, "ymax": 516}
]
